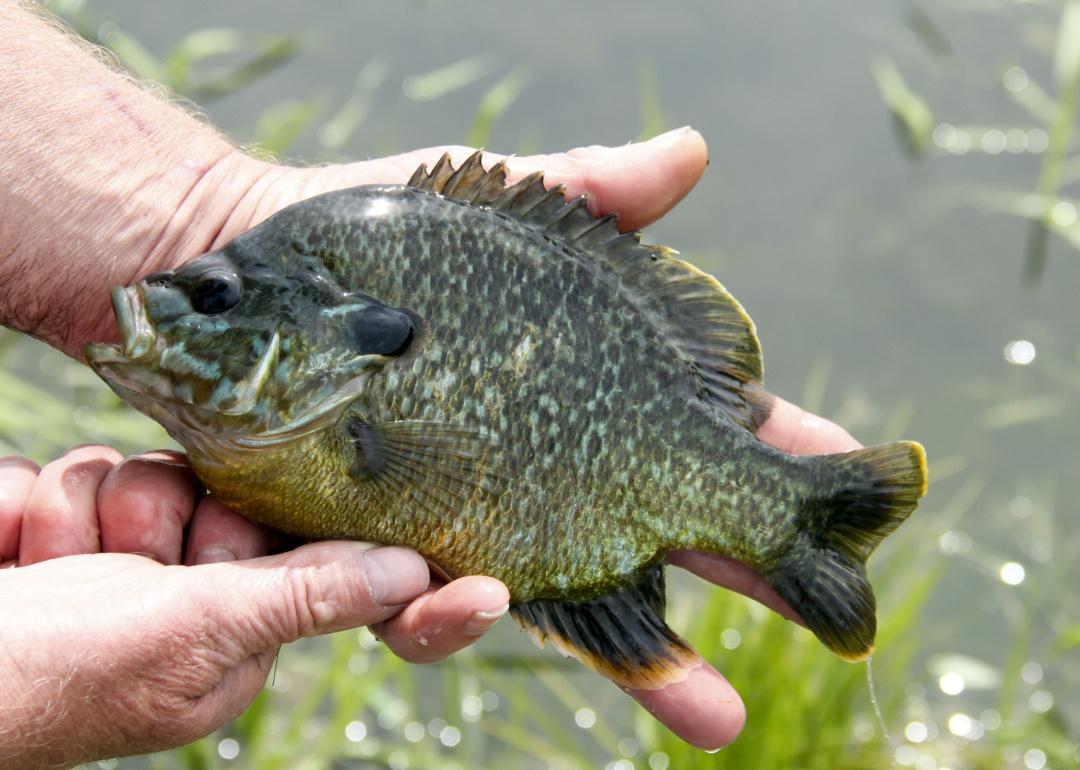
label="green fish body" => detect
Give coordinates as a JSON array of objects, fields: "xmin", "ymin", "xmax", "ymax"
[{"xmin": 87, "ymin": 153, "xmax": 927, "ymax": 688}]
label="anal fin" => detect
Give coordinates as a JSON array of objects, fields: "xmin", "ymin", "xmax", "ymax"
[{"xmin": 510, "ymin": 565, "xmax": 696, "ymax": 690}]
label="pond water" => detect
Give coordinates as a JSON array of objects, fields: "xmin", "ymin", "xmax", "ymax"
[{"xmin": 10, "ymin": 0, "xmax": 1079, "ymax": 767}]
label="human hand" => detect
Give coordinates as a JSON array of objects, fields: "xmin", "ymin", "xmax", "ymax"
[
  {"xmin": 115, "ymin": 133, "xmax": 855, "ymax": 752},
  {"xmin": 0, "ymin": 447, "xmax": 508, "ymax": 770}
]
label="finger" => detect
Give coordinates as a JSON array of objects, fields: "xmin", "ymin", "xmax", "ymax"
[
  {"xmin": 756, "ymin": 396, "xmax": 862, "ymax": 455},
  {"xmin": 372, "ymin": 576, "xmax": 510, "ymax": 663},
  {"xmin": 623, "ymin": 656, "xmax": 745, "ymax": 750},
  {"xmin": 18, "ymin": 445, "xmax": 122, "ymax": 565},
  {"xmin": 667, "ymin": 550, "xmax": 805, "ymax": 627},
  {"xmin": 286, "ymin": 128, "xmax": 708, "ymax": 233},
  {"xmin": 184, "ymin": 496, "xmax": 273, "ymax": 565},
  {"xmin": 0, "ymin": 456, "xmax": 39, "ymax": 562},
  {"xmin": 97, "ymin": 450, "xmax": 200, "ymax": 564},
  {"xmin": 195, "ymin": 542, "xmax": 430, "ymax": 651}
]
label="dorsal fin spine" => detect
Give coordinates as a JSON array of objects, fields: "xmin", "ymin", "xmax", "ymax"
[{"xmin": 405, "ymin": 151, "xmax": 768, "ymax": 430}]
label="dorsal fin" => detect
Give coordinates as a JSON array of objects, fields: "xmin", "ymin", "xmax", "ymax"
[{"xmin": 407, "ymin": 151, "xmax": 769, "ymax": 430}]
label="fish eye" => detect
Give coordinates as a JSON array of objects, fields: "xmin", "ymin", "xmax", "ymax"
[
  {"xmin": 349, "ymin": 305, "xmax": 414, "ymax": 356},
  {"xmin": 191, "ymin": 271, "xmax": 242, "ymax": 315}
]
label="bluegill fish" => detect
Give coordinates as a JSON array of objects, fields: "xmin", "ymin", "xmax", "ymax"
[{"xmin": 86, "ymin": 152, "xmax": 927, "ymax": 688}]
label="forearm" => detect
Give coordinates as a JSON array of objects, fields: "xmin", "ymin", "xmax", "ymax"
[{"xmin": 0, "ymin": 1, "xmax": 268, "ymax": 356}]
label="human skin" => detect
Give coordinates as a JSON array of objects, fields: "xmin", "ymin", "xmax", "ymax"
[{"xmin": 0, "ymin": 1, "xmax": 863, "ymax": 765}]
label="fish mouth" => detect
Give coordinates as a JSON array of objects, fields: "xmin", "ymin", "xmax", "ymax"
[{"xmin": 85, "ymin": 285, "xmax": 158, "ymax": 365}]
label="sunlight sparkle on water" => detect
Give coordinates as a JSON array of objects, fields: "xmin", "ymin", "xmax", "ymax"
[
  {"xmin": 904, "ymin": 721, "xmax": 928, "ymax": 743},
  {"xmin": 895, "ymin": 744, "xmax": 917, "ymax": 766},
  {"xmin": 440, "ymin": 726, "xmax": 462, "ymax": 747},
  {"xmin": 403, "ymin": 721, "xmax": 424, "ymax": 742},
  {"xmin": 648, "ymin": 752, "xmax": 670, "ymax": 770},
  {"xmin": 574, "ymin": 707, "xmax": 596, "ymax": 729},
  {"xmin": 461, "ymin": 694, "xmax": 483, "ymax": 720},
  {"xmin": 345, "ymin": 720, "xmax": 367, "ymax": 742},
  {"xmin": 1030, "ymin": 690, "xmax": 1054, "ymax": 713},
  {"xmin": 1003, "ymin": 65, "xmax": 1029, "ymax": 92},
  {"xmin": 1021, "ymin": 661, "xmax": 1043, "ymax": 684},
  {"xmin": 217, "ymin": 738, "xmax": 240, "ymax": 760},
  {"xmin": 947, "ymin": 713, "xmax": 972, "ymax": 737},
  {"xmin": 1052, "ymin": 200, "xmax": 1078, "ymax": 227},
  {"xmin": 1024, "ymin": 748, "xmax": 1047, "ymax": 769},
  {"xmin": 720, "ymin": 628, "xmax": 742, "ymax": 649},
  {"xmin": 1028, "ymin": 129, "xmax": 1049, "ymax": 153},
  {"xmin": 1004, "ymin": 340, "xmax": 1036, "ymax": 365},
  {"xmin": 999, "ymin": 561, "xmax": 1026, "ymax": 585},
  {"xmin": 618, "ymin": 738, "xmax": 639, "ymax": 757},
  {"xmin": 605, "ymin": 761, "xmax": 634, "ymax": 770},
  {"xmin": 388, "ymin": 750, "xmax": 409, "ymax": 770},
  {"xmin": 1005, "ymin": 128, "xmax": 1028, "ymax": 153},
  {"xmin": 981, "ymin": 129, "xmax": 1006, "ymax": 154},
  {"xmin": 939, "ymin": 672, "xmax": 965, "ymax": 695}
]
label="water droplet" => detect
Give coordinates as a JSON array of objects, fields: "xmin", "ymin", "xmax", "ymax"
[
  {"xmin": 1021, "ymin": 661, "xmax": 1044, "ymax": 684},
  {"xmin": 982, "ymin": 129, "xmax": 1006, "ymax": 154},
  {"xmin": 1029, "ymin": 690, "xmax": 1054, "ymax": 713},
  {"xmin": 439, "ymin": 726, "xmax": 462, "ymax": 747},
  {"xmin": 1024, "ymin": 748, "xmax": 1047, "ymax": 769},
  {"xmin": 720, "ymin": 628, "xmax": 741, "ymax": 649},
  {"xmin": 648, "ymin": 752, "xmax": 670, "ymax": 770},
  {"xmin": 939, "ymin": 673, "xmax": 965, "ymax": 695},
  {"xmin": 618, "ymin": 738, "xmax": 639, "ymax": 757},
  {"xmin": 1003, "ymin": 66, "xmax": 1029, "ymax": 92},
  {"xmin": 345, "ymin": 720, "xmax": 367, "ymax": 742},
  {"xmin": 574, "ymin": 707, "xmax": 596, "ymax": 729},
  {"xmin": 904, "ymin": 721, "xmax": 928, "ymax": 743},
  {"xmin": 1004, "ymin": 340, "xmax": 1036, "ymax": 365},
  {"xmin": 217, "ymin": 738, "xmax": 240, "ymax": 760},
  {"xmin": 427, "ymin": 718, "xmax": 447, "ymax": 737},
  {"xmin": 605, "ymin": 761, "xmax": 634, "ymax": 770},
  {"xmin": 999, "ymin": 561, "xmax": 1026, "ymax": 585}
]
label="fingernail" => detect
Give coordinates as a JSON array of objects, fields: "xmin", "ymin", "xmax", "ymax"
[
  {"xmin": 362, "ymin": 546, "xmax": 428, "ymax": 606},
  {"xmin": 647, "ymin": 125, "xmax": 692, "ymax": 145},
  {"xmin": 463, "ymin": 603, "xmax": 509, "ymax": 636},
  {"xmin": 195, "ymin": 546, "xmax": 236, "ymax": 564}
]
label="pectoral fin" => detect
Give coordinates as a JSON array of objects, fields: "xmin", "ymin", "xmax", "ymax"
[{"xmin": 510, "ymin": 565, "xmax": 697, "ymax": 689}]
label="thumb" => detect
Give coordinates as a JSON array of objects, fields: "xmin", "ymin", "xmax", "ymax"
[{"xmin": 197, "ymin": 541, "xmax": 431, "ymax": 652}]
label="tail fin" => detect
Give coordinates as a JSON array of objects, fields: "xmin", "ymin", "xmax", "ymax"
[{"xmin": 767, "ymin": 441, "xmax": 927, "ymax": 661}]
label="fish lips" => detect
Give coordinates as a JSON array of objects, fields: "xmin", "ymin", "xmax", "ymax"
[{"xmin": 85, "ymin": 285, "xmax": 159, "ymax": 365}]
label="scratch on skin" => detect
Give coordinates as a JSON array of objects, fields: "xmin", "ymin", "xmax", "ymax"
[{"xmin": 104, "ymin": 85, "xmax": 153, "ymax": 138}]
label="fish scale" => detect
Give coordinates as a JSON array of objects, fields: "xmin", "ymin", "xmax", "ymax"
[{"xmin": 87, "ymin": 151, "xmax": 927, "ymax": 691}]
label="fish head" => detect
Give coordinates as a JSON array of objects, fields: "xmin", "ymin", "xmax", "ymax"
[{"xmin": 85, "ymin": 233, "xmax": 418, "ymax": 452}]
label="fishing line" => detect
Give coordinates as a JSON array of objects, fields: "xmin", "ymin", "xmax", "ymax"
[{"xmin": 866, "ymin": 656, "xmax": 897, "ymax": 770}]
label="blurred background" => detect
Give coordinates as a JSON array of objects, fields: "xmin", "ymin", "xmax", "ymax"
[{"xmin": 3, "ymin": 0, "xmax": 1077, "ymax": 768}]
